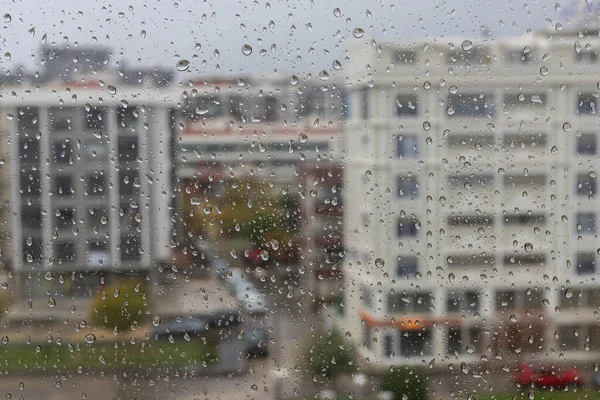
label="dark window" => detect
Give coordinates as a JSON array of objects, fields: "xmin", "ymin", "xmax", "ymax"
[
  {"xmin": 120, "ymin": 234, "xmax": 141, "ymax": 260},
  {"xmin": 577, "ymin": 134, "xmax": 597, "ymax": 155},
  {"xmin": 117, "ymin": 106, "xmax": 138, "ymax": 129},
  {"xmin": 394, "ymin": 50, "xmax": 416, "ymax": 64},
  {"xmin": 20, "ymin": 171, "xmax": 41, "ymax": 195},
  {"xmin": 86, "ymin": 174, "xmax": 106, "ymax": 196},
  {"xmin": 395, "ymin": 95, "xmax": 418, "ymax": 117},
  {"xmin": 55, "ymin": 176, "xmax": 73, "ymax": 196},
  {"xmin": 383, "ymin": 335, "xmax": 394, "ymax": 357},
  {"xmin": 495, "ymin": 290, "xmax": 516, "ymax": 311},
  {"xmin": 52, "ymin": 141, "xmax": 72, "ymax": 164},
  {"xmin": 22, "ymin": 236, "xmax": 42, "ymax": 264},
  {"xmin": 447, "ymin": 93, "xmax": 495, "ymax": 117},
  {"xmin": 397, "ymin": 256, "xmax": 418, "ymax": 277},
  {"xmin": 504, "ymin": 253, "xmax": 546, "ymax": 267},
  {"xmin": 397, "ymin": 176, "xmax": 418, "ymax": 197},
  {"xmin": 577, "ymin": 252, "xmax": 596, "ymax": 275},
  {"xmin": 49, "ymin": 115, "xmax": 71, "ymax": 131},
  {"xmin": 397, "ymin": 217, "xmax": 419, "ymax": 237},
  {"xmin": 118, "ymin": 137, "xmax": 138, "ymax": 161},
  {"xmin": 19, "ymin": 138, "xmax": 40, "ymax": 163},
  {"xmin": 196, "ymin": 96, "xmax": 223, "ymax": 119},
  {"xmin": 87, "ymin": 207, "xmax": 108, "ymax": 229},
  {"xmin": 577, "ymin": 213, "xmax": 597, "ymax": 234},
  {"xmin": 55, "ymin": 208, "xmax": 75, "ymax": 230},
  {"xmin": 503, "ymin": 214, "xmax": 546, "ymax": 225},
  {"xmin": 577, "ymin": 93, "xmax": 597, "ymax": 115},
  {"xmin": 447, "ymin": 328, "xmax": 461, "ymax": 355},
  {"xmin": 447, "ymin": 290, "xmax": 481, "ymax": 313},
  {"xmin": 120, "ymin": 171, "xmax": 140, "ymax": 195},
  {"xmin": 55, "ymin": 242, "xmax": 76, "ymax": 263},
  {"xmin": 21, "ymin": 206, "xmax": 42, "ymax": 229},
  {"xmin": 264, "ymin": 96, "xmax": 278, "ymax": 121},
  {"xmin": 576, "ymin": 51, "xmax": 598, "ymax": 64},
  {"xmin": 17, "ymin": 107, "xmax": 38, "ymax": 132},
  {"xmin": 361, "ymin": 89, "xmax": 369, "ymax": 119},
  {"xmin": 505, "ymin": 49, "xmax": 533, "ymax": 63},
  {"xmin": 577, "ymin": 173, "xmax": 596, "ymax": 196},
  {"xmin": 228, "ymin": 96, "xmax": 243, "ymax": 120},
  {"xmin": 84, "ymin": 106, "xmax": 105, "ymax": 129},
  {"xmin": 400, "ymin": 329, "xmax": 432, "ymax": 356},
  {"xmin": 397, "ymin": 135, "xmax": 418, "ymax": 158}
]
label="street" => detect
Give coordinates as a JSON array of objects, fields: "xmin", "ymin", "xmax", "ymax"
[{"xmin": 0, "ymin": 277, "xmax": 325, "ymax": 400}]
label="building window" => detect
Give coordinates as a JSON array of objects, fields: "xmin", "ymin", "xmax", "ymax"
[
  {"xmin": 576, "ymin": 252, "xmax": 596, "ymax": 275},
  {"xmin": 397, "ymin": 256, "xmax": 418, "ymax": 277},
  {"xmin": 503, "ymin": 214, "xmax": 546, "ymax": 225},
  {"xmin": 388, "ymin": 291, "xmax": 432, "ymax": 314},
  {"xmin": 87, "ymin": 174, "xmax": 106, "ymax": 196},
  {"xmin": 577, "ymin": 93, "xmax": 597, "ymax": 115},
  {"xmin": 576, "ymin": 213, "xmax": 596, "ymax": 234},
  {"xmin": 361, "ymin": 89, "xmax": 369, "ymax": 119},
  {"xmin": 577, "ymin": 173, "xmax": 596, "ymax": 196},
  {"xmin": 383, "ymin": 334, "xmax": 394, "ymax": 357},
  {"xmin": 55, "ymin": 242, "xmax": 76, "ymax": 263},
  {"xmin": 577, "ymin": 134, "xmax": 596, "ymax": 155},
  {"xmin": 399, "ymin": 328, "xmax": 433, "ymax": 356},
  {"xmin": 17, "ymin": 107, "xmax": 38, "ymax": 132},
  {"xmin": 54, "ymin": 208, "xmax": 75, "ymax": 230},
  {"xmin": 19, "ymin": 138, "xmax": 40, "ymax": 164},
  {"xmin": 118, "ymin": 137, "xmax": 138, "ymax": 162},
  {"xmin": 87, "ymin": 207, "xmax": 108, "ymax": 229},
  {"xmin": 120, "ymin": 171, "xmax": 140, "ymax": 195},
  {"xmin": 84, "ymin": 106, "xmax": 105, "ymax": 129},
  {"xmin": 120, "ymin": 234, "xmax": 141, "ymax": 261},
  {"xmin": 447, "ymin": 47, "xmax": 492, "ymax": 65},
  {"xmin": 362, "ymin": 285, "xmax": 373, "ymax": 308},
  {"xmin": 397, "ymin": 135, "xmax": 418, "ymax": 158},
  {"xmin": 397, "ymin": 176, "xmax": 418, "ymax": 197},
  {"xmin": 447, "ymin": 93, "xmax": 495, "ymax": 117},
  {"xmin": 559, "ymin": 324, "xmax": 600, "ymax": 352},
  {"xmin": 22, "ymin": 236, "xmax": 42, "ymax": 264},
  {"xmin": 117, "ymin": 106, "xmax": 138, "ymax": 129},
  {"xmin": 397, "ymin": 217, "xmax": 419, "ymax": 237},
  {"xmin": 505, "ymin": 48, "xmax": 533, "ymax": 64},
  {"xmin": 52, "ymin": 141, "xmax": 72, "ymax": 164},
  {"xmin": 495, "ymin": 289, "xmax": 543, "ymax": 312},
  {"xmin": 446, "ymin": 327, "xmax": 482, "ymax": 355},
  {"xmin": 576, "ymin": 50, "xmax": 598, "ymax": 64},
  {"xmin": 20, "ymin": 171, "xmax": 41, "ymax": 196},
  {"xmin": 446, "ymin": 290, "xmax": 481, "ymax": 314},
  {"xmin": 21, "ymin": 206, "xmax": 42, "ymax": 229},
  {"xmin": 393, "ymin": 50, "xmax": 416, "ymax": 64},
  {"xmin": 55, "ymin": 176, "xmax": 73, "ymax": 196},
  {"xmin": 395, "ymin": 95, "xmax": 418, "ymax": 117}
]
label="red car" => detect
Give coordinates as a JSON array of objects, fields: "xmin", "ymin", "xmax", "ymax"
[{"xmin": 515, "ymin": 362, "xmax": 583, "ymax": 388}]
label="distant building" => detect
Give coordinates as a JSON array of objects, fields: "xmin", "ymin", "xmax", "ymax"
[
  {"xmin": 341, "ymin": 24, "xmax": 600, "ymax": 366},
  {"xmin": 1, "ymin": 45, "xmax": 175, "ymax": 301}
]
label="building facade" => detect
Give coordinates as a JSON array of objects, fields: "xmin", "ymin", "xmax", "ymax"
[{"xmin": 342, "ymin": 25, "xmax": 600, "ymax": 366}]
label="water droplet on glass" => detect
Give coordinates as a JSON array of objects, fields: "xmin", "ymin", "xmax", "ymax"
[
  {"xmin": 107, "ymin": 85, "xmax": 117, "ymax": 95},
  {"xmin": 85, "ymin": 334, "xmax": 96, "ymax": 344},
  {"xmin": 524, "ymin": 243, "xmax": 533, "ymax": 252},
  {"xmin": 540, "ymin": 66, "xmax": 549, "ymax": 76},
  {"xmin": 317, "ymin": 70, "xmax": 330, "ymax": 81},
  {"xmin": 563, "ymin": 122, "xmax": 571, "ymax": 132},
  {"xmin": 352, "ymin": 28, "xmax": 365, "ymax": 38},
  {"xmin": 176, "ymin": 60, "xmax": 190, "ymax": 71},
  {"xmin": 461, "ymin": 40, "xmax": 473, "ymax": 51},
  {"xmin": 375, "ymin": 258, "xmax": 385, "ymax": 268},
  {"xmin": 241, "ymin": 44, "xmax": 253, "ymax": 56},
  {"xmin": 3, "ymin": 14, "xmax": 11, "ymax": 23},
  {"xmin": 332, "ymin": 60, "xmax": 342, "ymax": 70}
]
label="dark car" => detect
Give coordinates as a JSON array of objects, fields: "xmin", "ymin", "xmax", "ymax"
[
  {"xmin": 243, "ymin": 310, "xmax": 269, "ymax": 357},
  {"xmin": 515, "ymin": 362, "xmax": 583, "ymax": 389}
]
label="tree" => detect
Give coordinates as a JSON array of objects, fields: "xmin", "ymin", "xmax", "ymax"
[
  {"xmin": 380, "ymin": 367, "xmax": 428, "ymax": 400},
  {"xmin": 90, "ymin": 279, "xmax": 149, "ymax": 332},
  {"xmin": 304, "ymin": 330, "xmax": 355, "ymax": 382}
]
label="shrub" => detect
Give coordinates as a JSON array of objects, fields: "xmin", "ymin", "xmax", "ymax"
[
  {"xmin": 380, "ymin": 367, "xmax": 428, "ymax": 400},
  {"xmin": 90, "ymin": 279, "xmax": 149, "ymax": 332},
  {"xmin": 304, "ymin": 329, "xmax": 355, "ymax": 381}
]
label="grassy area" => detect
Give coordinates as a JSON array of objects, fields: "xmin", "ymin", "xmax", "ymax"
[
  {"xmin": 471, "ymin": 390, "xmax": 600, "ymax": 400},
  {"xmin": 0, "ymin": 340, "xmax": 217, "ymax": 374}
]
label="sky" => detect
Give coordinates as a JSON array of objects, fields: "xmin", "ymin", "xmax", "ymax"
[{"xmin": 0, "ymin": 0, "xmax": 582, "ymax": 78}]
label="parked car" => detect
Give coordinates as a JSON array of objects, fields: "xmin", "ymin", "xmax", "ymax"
[
  {"xmin": 244, "ymin": 309, "xmax": 269, "ymax": 357},
  {"xmin": 238, "ymin": 289, "xmax": 267, "ymax": 313},
  {"xmin": 514, "ymin": 362, "xmax": 583, "ymax": 388}
]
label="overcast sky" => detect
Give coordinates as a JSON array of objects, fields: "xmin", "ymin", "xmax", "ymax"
[{"xmin": 0, "ymin": 0, "xmax": 579, "ymax": 78}]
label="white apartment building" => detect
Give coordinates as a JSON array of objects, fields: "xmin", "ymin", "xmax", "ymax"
[
  {"xmin": 342, "ymin": 23, "xmax": 600, "ymax": 367},
  {"xmin": 2, "ymin": 74, "xmax": 176, "ymax": 298}
]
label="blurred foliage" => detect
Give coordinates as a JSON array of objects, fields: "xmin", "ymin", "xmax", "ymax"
[
  {"xmin": 90, "ymin": 279, "xmax": 149, "ymax": 332},
  {"xmin": 380, "ymin": 367, "xmax": 428, "ymax": 400},
  {"xmin": 182, "ymin": 177, "xmax": 301, "ymax": 262},
  {"xmin": 304, "ymin": 329, "xmax": 355, "ymax": 381}
]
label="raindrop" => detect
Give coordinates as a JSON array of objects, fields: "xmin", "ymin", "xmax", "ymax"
[
  {"xmin": 107, "ymin": 85, "xmax": 117, "ymax": 95},
  {"xmin": 241, "ymin": 44, "xmax": 253, "ymax": 56},
  {"xmin": 298, "ymin": 133, "xmax": 308, "ymax": 143},
  {"xmin": 3, "ymin": 14, "xmax": 11, "ymax": 23},
  {"xmin": 332, "ymin": 60, "xmax": 342, "ymax": 70},
  {"xmin": 333, "ymin": 8, "xmax": 341, "ymax": 17},
  {"xmin": 375, "ymin": 258, "xmax": 385, "ymax": 268},
  {"xmin": 565, "ymin": 288, "xmax": 573, "ymax": 299},
  {"xmin": 524, "ymin": 243, "xmax": 533, "ymax": 252},
  {"xmin": 461, "ymin": 40, "xmax": 473, "ymax": 51},
  {"xmin": 152, "ymin": 316, "xmax": 161, "ymax": 327},
  {"xmin": 562, "ymin": 122, "xmax": 571, "ymax": 132},
  {"xmin": 317, "ymin": 70, "xmax": 330, "ymax": 81},
  {"xmin": 176, "ymin": 60, "xmax": 190, "ymax": 72},
  {"xmin": 352, "ymin": 28, "xmax": 365, "ymax": 38},
  {"xmin": 85, "ymin": 334, "xmax": 96, "ymax": 344},
  {"xmin": 540, "ymin": 66, "xmax": 549, "ymax": 76},
  {"xmin": 289, "ymin": 75, "xmax": 299, "ymax": 86}
]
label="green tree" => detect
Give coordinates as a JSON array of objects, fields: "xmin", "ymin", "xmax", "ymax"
[
  {"xmin": 304, "ymin": 330, "xmax": 355, "ymax": 381},
  {"xmin": 380, "ymin": 367, "xmax": 428, "ymax": 400},
  {"xmin": 90, "ymin": 279, "xmax": 149, "ymax": 332}
]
